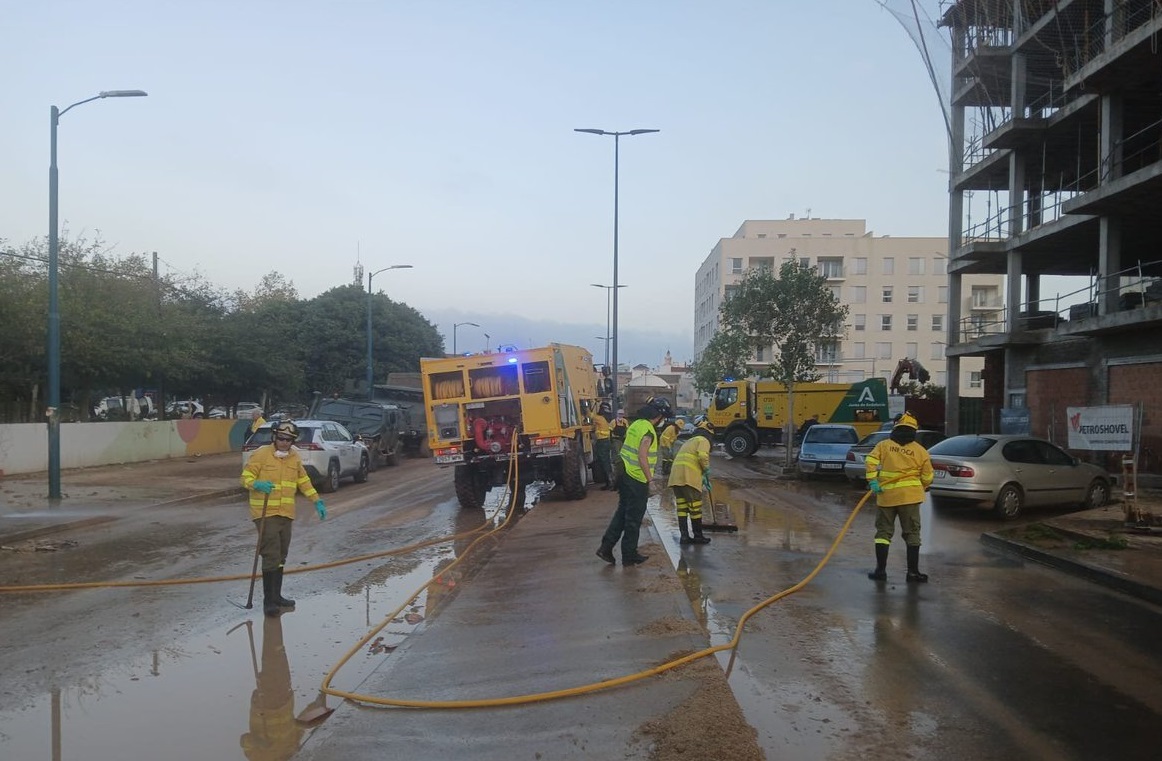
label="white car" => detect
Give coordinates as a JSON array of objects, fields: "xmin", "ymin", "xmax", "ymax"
[
  {"xmin": 242, "ymin": 419, "xmax": 370, "ymax": 493},
  {"xmin": 235, "ymin": 402, "xmax": 264, "ymax": 419},
  {"xmin": 167, "ymin": 400, "xmax": 205, "ymax": 418}
]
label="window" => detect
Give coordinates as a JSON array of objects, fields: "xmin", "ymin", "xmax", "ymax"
[
  {"xmin": 905, "ymin": 342, "xmax": 918, "ymax": 358},
  {"xmin": 852, "ymin": 342, "xmax": 866, "ymax": 359},
  {"xmin": 882, "ymin": 257, "xmax": 895, "ymax": 275},
  {"xmin": 931, "ymin": 342, "xmax": 945, "ymax": 359},
  {"xmin": 882, "ymin": 286, "xmax": 893, "ymax": 303},
  {"xmin": 908, "ymin": 286, "xmax": 923, "ymax": 303},
  {"xmin": 971, "ymin": 286, "xmax": 998, "ymax": 308},
  {"xmin": 932, "ymin": 314, "xmax": 944, "ymax": 332},
  {"xmin": 880, "ymin": 314, "xmax": 892, "ymax": 331},
  {"xmin": 853, "ymin": 314, "xmax": 866, "ymax": 331},
  {"xmin": 876, "ymin": 342, "xmax": 892, "ymax": 359},
  {"xmin": 730, "ymin": 258, "xmax": 743, "ymax": 274},
  {"xmin": 755, "ymin": 346, "xmax": 765, "ymax": 363},
  {"xmin": 907, "ymin": 314, "xmax": 918, "ymax": 331},
  {"xmin": 714, "ymin": 386, "xmax": 738, "ymax": 411},
  {"xmin": 933, "ymin": 257, "xmax": 947, "ymax": 275},
  {"xmin": 938, "ymin": 286, "xmax": 949, "ymax": 304},
  {"xmin": 815, "ymin": 341, "xmax": 840, "ymax": 364},
  {"xmin": 908, "ymin": 257, "xmax": 924, "ymax": 275},
  {"xmin": 969, "ymin": 370, "xmax": 983, "ymax": 388},
  {"xmin": 827, "ymin": 285, "xmax": 842, "ymax": 302},
  {"xmin": 850, "ymin": 286, "xmax": 867, "ymax": 304},
  {"xmin": 852, "ymin": 257, "xmax": 868, "ymax": 275},
  {"xmin": 818, "ymin": 257, "xmax": 844, "ymax": 278},
  {"xmin": 522, "ymin": 361, "xmax": 552, "ymax": 393},
  {"xmin": 799, "ymin": 257, "xmax": 810, "ymax": 269}
]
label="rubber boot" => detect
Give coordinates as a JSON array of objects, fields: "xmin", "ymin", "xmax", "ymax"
[
  {"xmin": 262, "ymin": 570, "xmax": 281, "ymax": 617},
  {"xmin": 689, "ymin": 518, "xmax": 711, "ymax": 544},
  {"xmin": 679, "ymin": 516, "xmax": 694, "ymax": 545},
  {"xmin": 906, "ymin": 545, "xmax": 929, "ymax": 583},
  {"xmin": 867, "ymin": 544, "xmax": 888, "ymax": 581},
  {"xmin": 274, "ymin": 568, "xmax": 295, "ymax": 608}
]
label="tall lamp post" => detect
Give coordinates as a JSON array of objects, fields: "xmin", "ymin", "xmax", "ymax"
[
  {"xmin": 47, "ymin": 89, "xmax": 148, "ymax": 500},
  {"xmin": 452, "ymin": 322, "xmax": 480, "ymax": 355},
  {"xmin": 589, "ymin": 283, "xmax": 626, "ymax": 370},
  {"xmin": 575, "ymin": 128, "xmax": 659, "ymax": 411},
  {"xmin": 366, "ymin": 264, "xmax": 413, "ymax": 400}
]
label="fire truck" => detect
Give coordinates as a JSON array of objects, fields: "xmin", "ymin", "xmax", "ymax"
[{"xmin": 420, "ymin": 344, "xmax": 600, "ymax": 509}]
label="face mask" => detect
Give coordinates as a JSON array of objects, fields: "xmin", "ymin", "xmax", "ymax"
[{"xmin": 274, "ymin": 448, "xmax": 290, "ymax": 458}]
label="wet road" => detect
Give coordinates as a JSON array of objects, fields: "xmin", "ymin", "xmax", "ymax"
[
  {"xmin": 658, "ymin": 456, "xmax": 1162, "ymax": 761},
  {"xmin": 2, "ymin": 454, "xmax": 1161, "ymax": 760}
]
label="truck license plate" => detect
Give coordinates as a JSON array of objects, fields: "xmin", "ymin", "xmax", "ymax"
[{"xmin": 435, "ymin": 454, "xmax": 464, "ymax": 464}]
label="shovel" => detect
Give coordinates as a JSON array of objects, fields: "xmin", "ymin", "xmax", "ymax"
[
  {"xmin": 229, "ymin": 493, "xmax": 269, "ymax": 610},
  {"xmin": 702, "ymin": 481, "xmax": 739, "ymax": 532}
]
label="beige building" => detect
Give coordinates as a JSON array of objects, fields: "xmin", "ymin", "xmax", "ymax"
[{"xmin": 694, "ymin": 217, "xmax": 1005, "ymax": 395}]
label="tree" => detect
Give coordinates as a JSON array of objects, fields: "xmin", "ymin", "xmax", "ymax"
[{"xmin": 705, "ymin": 258, "xmax": 848, "ymax": 464}]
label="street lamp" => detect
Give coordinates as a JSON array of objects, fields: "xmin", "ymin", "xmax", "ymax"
[
  {"xmin": 452, "ymin": 322, "xmax": 480, "ymax": 355},
  {"xmin": 366, "ymin": 265, "xmax": 413, "ymax": 400},
  {"xmin": 575, "ymin": 128, "xmax": 659, "ymax": 410},
  {"xmin": 47, "ymin": 89, "xmax": 148, "ymax": 500},
  {"xmin": 589, "ymin": 283, "xmax": 627, "ymax": 370}
]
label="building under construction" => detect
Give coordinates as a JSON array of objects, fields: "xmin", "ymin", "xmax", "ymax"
[{"xmin": 941, "ymin": 0, "xmax": 1162, "ymax": 475}]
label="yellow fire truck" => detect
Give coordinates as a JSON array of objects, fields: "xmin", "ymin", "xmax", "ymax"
[{"xmin": 420, "ymin": 344, "xmax": 600, "ymax": 509}]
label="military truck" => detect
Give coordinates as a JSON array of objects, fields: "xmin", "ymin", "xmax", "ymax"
[
  {"xmin": 420, "ymin": 343, "xmax": 600, "ymax": 509},
  {"xmin": 308, "ymin": 392, "xmax": 423, "ymax": 469},
  {"xmin": 708, "ymin": 377, "xmax": 889, "ymax": 456}
]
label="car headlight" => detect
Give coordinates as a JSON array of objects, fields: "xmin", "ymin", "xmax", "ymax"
[{"xmin": 800, "ymin": 453, "xmax": 816, "ymax": 460}]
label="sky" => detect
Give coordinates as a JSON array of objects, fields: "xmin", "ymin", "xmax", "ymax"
[{"xmin": 1, "ymin": 0, "xmax": 955, "ymax": 367}]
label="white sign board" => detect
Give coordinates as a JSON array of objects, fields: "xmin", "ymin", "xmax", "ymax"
[{"xmin": 1066, "ymin": 405, "xmax": 1135, "ymax": 451}]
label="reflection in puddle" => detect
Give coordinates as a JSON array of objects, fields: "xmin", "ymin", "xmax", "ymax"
[{"xmin": 0, "ymin": 491, "xmax": 521, "ymax": 760}]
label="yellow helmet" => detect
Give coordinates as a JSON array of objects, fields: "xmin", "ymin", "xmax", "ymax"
[
  {"xmin": 895, "ymin": 412, "xmax": 919, "ymax": 430},
  {"xmin": 693, "ymin": 415, "xmax": 715, "ymax": 435},
  {"xmin": 675, "ymin": 417, "xmax": 686, "ymax": 426}
]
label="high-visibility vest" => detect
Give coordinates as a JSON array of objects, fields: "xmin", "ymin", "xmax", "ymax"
[
  {"xmin": 594, "ymin": 415, "xmax": 611, "ymax": 440},
  {"xmin": 668, "ymin": 435, "xmax": 710, "ymax": 489},
  {"xmin": 619, "ymin": 419, "xmax": 657, "ymax": 483},
  {"xmin": 864, "ymin": 440, "xmax": 934, "ymax": 507}
]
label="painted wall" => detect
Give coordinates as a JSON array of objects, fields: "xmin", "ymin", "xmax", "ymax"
[{"xmin": 0, "ymin": 420, "xmax": 254, "ymax": 476}]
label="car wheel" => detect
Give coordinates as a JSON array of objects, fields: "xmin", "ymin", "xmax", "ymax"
[
  {"xmin": 354, "ymin": 453, "xmax": 369, "ymax": 483},
  {"xmin": 725, "ymin": 430, "xmax": 755, "ymax": 457},
  {"xmin": 1083, "ymin": 478, "xmax": 1109, "ymax": 509},
  {"xmin": 320, "ymin": 460, "xmax": 341, "ymax": 493},
  {"xmin": 993, "ymin": 484, "xmax": 1023, "ymax": 520}
]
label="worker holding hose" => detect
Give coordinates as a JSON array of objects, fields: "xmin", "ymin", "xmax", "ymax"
[
  {"xmin": 241, "ymin": 420, "xmax": 327, "ymax": 616},
  {"xmin": 864, "ymin": 412, "xmax": 934, "ymax": 583}
]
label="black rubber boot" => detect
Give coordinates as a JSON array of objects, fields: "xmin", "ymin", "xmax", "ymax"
[
  {"xmin": 274, "ymin": 568, "xmax": 295, "ymax": 608},
  {"xmin": 689, "ymin": 518, "xmax": 711, "ymax": 544},
  {"xmin": 262, "ymin": 570, "xmax": 281, "ymax": 617},
  {"xmin": 906, "ymin": 545, "xmax": 929, "ymax": 583},
  {"xmin": 868, "ymin": 544, "xmax": 889, "ymax": 581},
  {"xmin": 595, "ymin": 543, "xmax": 616, "ymax": 564},
  {"xmin": 679, "ymin": 516, "xmax": 693, "ymax": 545}
]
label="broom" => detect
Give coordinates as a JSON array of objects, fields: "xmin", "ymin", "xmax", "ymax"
[{"xmin": 701, "ymin": 480, "xmax": 738, "ymax": 532}]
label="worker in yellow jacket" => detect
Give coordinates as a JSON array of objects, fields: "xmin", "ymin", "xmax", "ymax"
[
  {"xmin": 657, "ymin": 416, "xmax": 685, "ymax": 476},
  {"xmin": 668, "ymin": 416, "xmax": 714, "ymax": 545},
  {"xmin": 864, "ymin": 412, "xmax": 934, "ymax": 582},
  {"xmin": 240, "ymin": 420, "xmax": 327, "ymax": 616},
  {"xmin": 593, "ymin": 401, "xmax": 616, "ymax": 490}
]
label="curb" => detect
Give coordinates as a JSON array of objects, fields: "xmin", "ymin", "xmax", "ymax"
[
  {"xmin": 0, "ymin": 516, "xmax": 118, "ymax": 547},
  {"xmin": 980, "ymin": 531, "xmax": 1162, "ymax": 607}
]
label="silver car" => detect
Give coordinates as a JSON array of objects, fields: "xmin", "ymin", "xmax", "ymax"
[
  {"xmin": 844, "ymin": 429, "xmax": 946, "ymax": 486},
  {"xmin": 927, "ymin": 434, "xmax": 1111, "ymax": 520},
  {"xmin": 242, "ymin": 419, "xmax": 370, "ymax": 493}
]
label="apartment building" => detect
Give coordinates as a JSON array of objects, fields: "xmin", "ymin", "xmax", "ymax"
[
  {"xmin": 942, "ymin": 1, "xmax": 1161, "ymax": 461},
  {"xmin": 694, "ymin": 217, "xmax": 1005, "ymax": 396}
]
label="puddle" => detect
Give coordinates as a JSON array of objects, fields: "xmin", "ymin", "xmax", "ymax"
[{"xmin": 0, "ymin": 492, "xmax": 519, "ymax": 760}]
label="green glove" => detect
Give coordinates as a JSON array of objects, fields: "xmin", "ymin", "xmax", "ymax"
[
  {"xmin": 252, "ymin": 480, "xmax": 274, "ymax": 494},
  {"xmin": 868, "ymin": 478, "xmax": 883, "ymax": 494},
  {"xmin": 315, "ymin": 500, "xmax": 327, "ymax": 520},
  {"xmin": 702, "ymin": 474, "xmax": 712, "ymax": 491}
]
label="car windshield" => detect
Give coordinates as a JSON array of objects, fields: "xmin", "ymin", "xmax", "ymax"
[
  {"xmin": 928, "ymin": 436, "xmax": 996, "ymax": 458},
  {"xmin": 806, "ymin": 428, "xmax": 858, "ymax": 444}
]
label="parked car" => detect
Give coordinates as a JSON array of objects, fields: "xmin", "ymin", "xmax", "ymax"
[
  {"xmin": 927, "ymin": 434, "xmax": 1111, "ymax": 520},
  {"xmin": 844, "ymin": 429, "xmax": 946, "ymax": 486},
  {"xmin": 242, "ymin": 419, "xmax": 369, "ymax": 493},
  {"xmin": 307, "ymin": 393, "xmax": 422, "ymax": 469},
  {"xmin": 235, "ymin": 401, "xmax": 263, "ymax": 420},
  {"xmin": 797, "ymin": 424, "xmax": 859, "ymax": 477},
  {"xmin": 166, "ymin": 400, "xmax": 204, "ymax": 419}
]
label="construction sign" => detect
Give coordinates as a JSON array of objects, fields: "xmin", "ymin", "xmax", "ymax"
[{"xmin": 1066, "ymin": 405, "xmax": 1135, "ymax": 451}]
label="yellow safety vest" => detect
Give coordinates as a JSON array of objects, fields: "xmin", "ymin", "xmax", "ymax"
[
  {"xmin": 864, "ymin": 439, "xmax": 934, "ymax": 507},
  {"xmin": 241, "ymin": 446, "xmax": 319, "ymax": 519},
  {"xmin": 594, "ymin": 415, "xmax": 611, "ymax": 440},
  {"xmin": 668, "ymin": 435, "xmax": 710, "ymax": 489},
  {"xmin": 619, "ymin": 419, "xmax": 657, "ymax": 483}
]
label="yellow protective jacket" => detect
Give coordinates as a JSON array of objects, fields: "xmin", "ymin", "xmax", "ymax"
[
  {"xmin": 619, "ymin": 419, "xmax": 658, "ymax": 483},
  {"xmin": 668, "ymin": 434, "xmax": 711, "ymax": 489},
  {"xmin": 594, "ymin": 414, "xmax": 611, "ymax": 440},
  {"xmin": 659, "ymin": 424, "xmax": 680, "ymax": 454},
  {"xmin": 241, "ymin": 446, "xmax": 320, "ymax": 520},
  {"xmin": 864, "ymin": 438, "xmax": 934, "ymax": 507}
]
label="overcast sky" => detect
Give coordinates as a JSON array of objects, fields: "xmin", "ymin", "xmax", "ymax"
[{"xmin": 2, "ymin": 1, "xmax": 952, "ymax": 365}]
